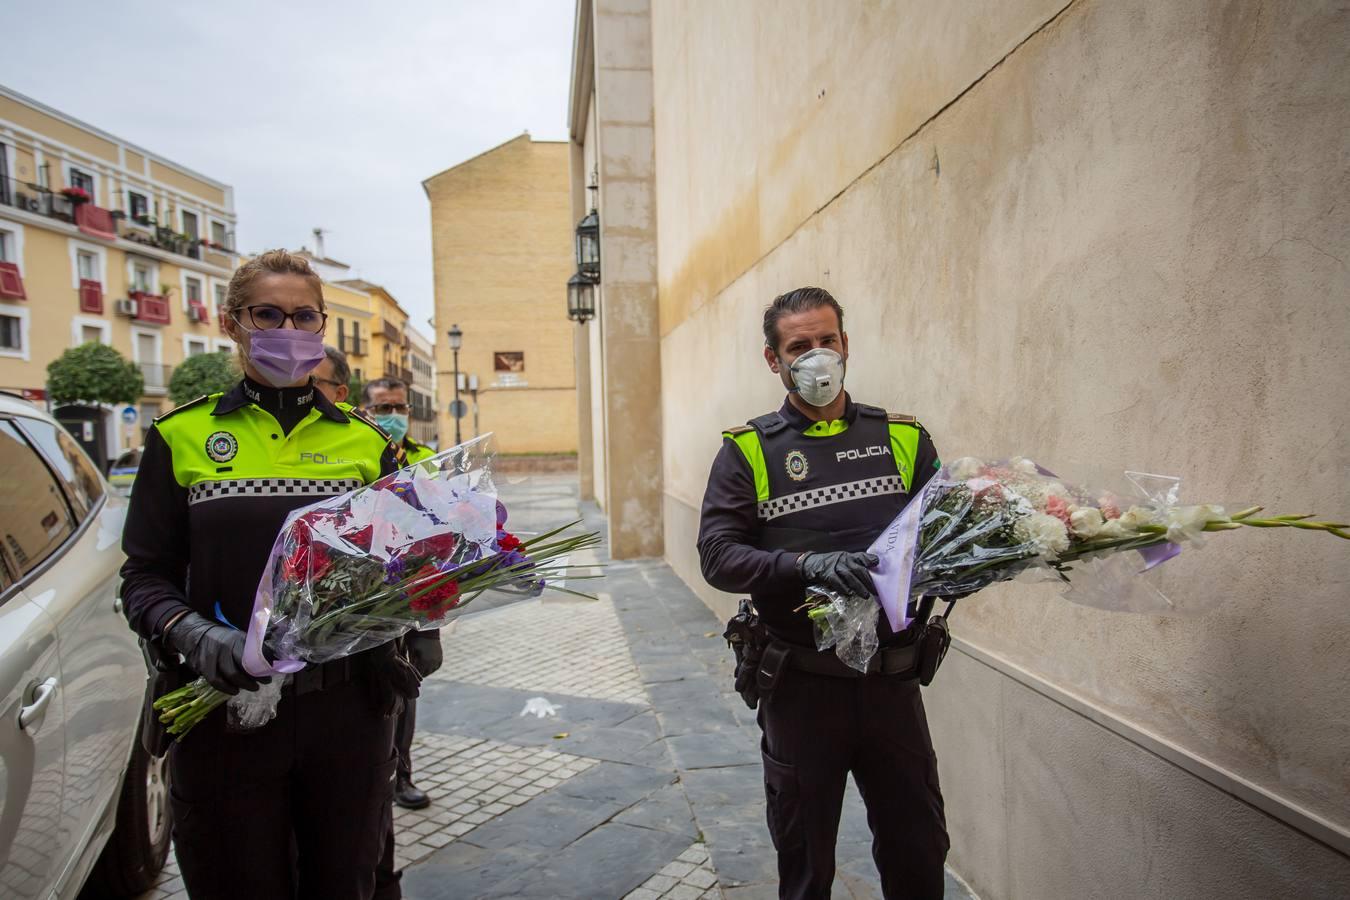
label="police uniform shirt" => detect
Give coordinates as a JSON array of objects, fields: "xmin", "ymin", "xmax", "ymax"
[
  {"xmin": 403, "ymin": 437, "xmax": 436, "ymax": 465},
  {"xmin": 697, "ymin": 394, "xmax": 941, "ymax": 647},
  {"xmin": 120, "ymin": 376, "xmax": 401, "ymax": 642}
]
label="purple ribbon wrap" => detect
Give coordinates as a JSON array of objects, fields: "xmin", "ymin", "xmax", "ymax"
[{"xmin": 867, "ymin": 481, "xmax": 935, "ymax": 633}]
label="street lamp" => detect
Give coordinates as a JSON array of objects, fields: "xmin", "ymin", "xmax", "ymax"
[
  {"xmin": 447, "ymin": 323, "xmax": 463, "ymax": 445},
  {"xmin": 567, "ymin": 272, "xmax": 596, "ymax": 324}
]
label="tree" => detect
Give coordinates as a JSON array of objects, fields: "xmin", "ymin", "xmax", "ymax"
[
  {"xmin": 47, "ymin": 343, "xmax": 143, "ymax": 406},
  {"xmin": 168, "ymin": 351, "xmax": 237, "ymax": 405}
]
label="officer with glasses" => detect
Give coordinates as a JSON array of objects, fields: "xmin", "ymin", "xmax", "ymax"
[
  {"xmin": 119, "ymin": 250, "xmax": 414, "ymax": 900},
  {"xmin": 313, "ymin": 344, "xmax": 354, "ymax": 405},
  {"xmin": 359, "ymin": 379, "xmax": 440, "ymax": 798}
]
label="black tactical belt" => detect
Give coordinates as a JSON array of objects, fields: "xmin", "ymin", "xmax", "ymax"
[
  {"xmin": 292, "ymin": 657, "xmax": 355, "ymax": 695},
  {"xmin": 786, "ymin": 642, "xmax": 919, "ymax": 679}
]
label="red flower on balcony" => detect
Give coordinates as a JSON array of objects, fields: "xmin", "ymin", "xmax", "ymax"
[{"xmin": 60, "ymin": 187, "xmax": 91, "ymax": 203}]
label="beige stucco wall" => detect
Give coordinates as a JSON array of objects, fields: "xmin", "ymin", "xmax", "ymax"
[
  {"xmin": 652, "ymin": 0, "xmax": 1350, "ymax": 892},
  {"xmin": 425, "ymin": 136, "xmax": 578, "ymax": 455}
]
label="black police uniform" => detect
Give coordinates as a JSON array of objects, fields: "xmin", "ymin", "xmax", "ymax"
[
  {"xmin": 375, "ymin": 435, "xmax": 441, "ymax": 900},
  {"xmin": 698, "ymin": 394, "xmax": 949, "ymax": 900},
  {"xmin": 387, "ymin": 436, "xmax": 440, "ymax": 783},
  {"xmin": 120, "ymin": 377, "xmax": 404, "ymax": 900}
]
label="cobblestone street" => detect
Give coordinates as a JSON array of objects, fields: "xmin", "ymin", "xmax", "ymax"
[{"xmin": 138, "ymin": 476, "xmax": 975, "ymax": 899}]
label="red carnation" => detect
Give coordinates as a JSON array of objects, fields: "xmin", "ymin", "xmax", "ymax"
[
  {"xmin": 408, "ymin": 531, "xmax": 458, "ymax": 561},
  {"xmin": 411, "ymin": 577, "xmax": 460, "ymax": 619},
  {"xmin": 342, "ymin": 525, "xmax": 374, "ymax": 551},
  {"xmin": 498, "ymin": 532, "xmax": 523, "ymax": 552},
  {"xmin": 283, "ymin": 542, "xmax": 333, "ymax": 583}
]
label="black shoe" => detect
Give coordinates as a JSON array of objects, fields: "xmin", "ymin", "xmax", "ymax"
[{"xmin": 394, "ymin": 777, "xmax": 430, "ymax": 810}]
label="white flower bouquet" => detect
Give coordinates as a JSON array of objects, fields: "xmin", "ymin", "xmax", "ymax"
[{"xmin": 804, "ymin": 456, "xmax": 1347, "ymax": 671}]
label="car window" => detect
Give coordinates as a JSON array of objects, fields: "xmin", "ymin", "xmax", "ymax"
[
  {"xmin": 16, "ymin": 417, "xmax": 105, "ymax": 520},
  {"xmin": 0, "ymin": 420, "xmax": 77, "ymax": 579}
]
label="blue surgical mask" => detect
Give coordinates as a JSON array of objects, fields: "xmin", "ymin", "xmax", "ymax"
[{"xmin": 373, "ymin": 413, "xmax": 409, "ymax": 444}]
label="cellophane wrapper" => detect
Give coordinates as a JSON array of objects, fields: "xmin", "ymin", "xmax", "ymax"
[
  {"xmin": 229, "ymin": 434, "xmax": 538, "ymax": 725},
  {"xmin": 811, "ymin": 457, "xmax": 1228, "ymax": 671}
]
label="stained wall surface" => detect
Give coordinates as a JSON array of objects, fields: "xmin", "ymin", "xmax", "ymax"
[{"xmin": 651, "ymin": 0, "xmax": 1350, "ymax": 892}]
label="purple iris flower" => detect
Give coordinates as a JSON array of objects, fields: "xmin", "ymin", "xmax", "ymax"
[{"xmin": 383, "ymin": 557, "xmax": 407, "ymax": 585}]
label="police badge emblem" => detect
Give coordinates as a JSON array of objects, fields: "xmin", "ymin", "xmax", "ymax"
[
  {"xmin": 205, "ymin": 431, "xmax": 239, "ymax": 463},
  {"xmin": 785, "ymin": 449, "xmax": 809, "ymax": 481}
]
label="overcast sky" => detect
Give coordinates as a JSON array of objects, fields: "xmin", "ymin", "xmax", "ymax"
[{"xmin": 1, "ymin": 0, "xmax": 575, "ymax": 337}]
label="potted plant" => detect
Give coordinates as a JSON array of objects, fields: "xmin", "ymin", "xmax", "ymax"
[{"xmin": 60, "ymin": 186, "xmax": 91, "ymax": 204}]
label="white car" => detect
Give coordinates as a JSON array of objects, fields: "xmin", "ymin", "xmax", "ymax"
[{"xmin": 0, "ymin": 392, "xmax": 169, "ymax": 898}]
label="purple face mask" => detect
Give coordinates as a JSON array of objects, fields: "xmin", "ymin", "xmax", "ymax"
[{"xmin": 244, "ymin": 327, "xmax": 327, "ymax": 387}]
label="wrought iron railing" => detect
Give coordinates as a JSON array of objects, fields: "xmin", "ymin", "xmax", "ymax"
[{"xmin": 0, "ymin": 176, "xmax": 231, "ymax": 262}]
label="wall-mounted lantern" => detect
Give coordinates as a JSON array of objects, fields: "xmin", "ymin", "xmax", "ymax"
[
  {"xmin": 567, "ymin": 272, "xmax": 596, "ymax": 324},
  {"xmin": 574, "ymin": 171, "xmax": 600, "ymax": 282}
]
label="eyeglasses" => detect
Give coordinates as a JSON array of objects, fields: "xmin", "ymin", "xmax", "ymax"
[
  {"xmin": 367, "ymin": 403, "xmax": 410, "ymax": 415},
  {"xmin": 237, "ymin": 305, "xmax": 328, "ymax": 333},
  {"xmin": 313, "ymin": 377, "xmax": 344, "ymax": 389}
]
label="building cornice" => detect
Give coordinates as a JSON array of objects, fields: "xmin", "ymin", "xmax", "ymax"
[
  {"xmin": 568, "ymin": 0, "xmax": 595, "ymax": 141},
  {"xmin": 0, "ymin": 83, "xmax": 233, "ymax": 193},
  {"xmin": 0, "ymin": 119, "xmax": 236, "ymax": 220}
]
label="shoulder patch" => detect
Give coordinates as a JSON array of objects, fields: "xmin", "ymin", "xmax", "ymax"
[
  {"xmin": 153, "ymin": 394, "xmax": 213, "ymax": 424},
  {"xmin": 887, "ymin": 413, "xmax": 918, "ymax": 425},
  {"xmin": 346, "ymin": 407, "xmax": 393, "ymax": 441},
  {"xmin": 749, "ymin": 412, "xmax": 788, "ymax": 436},
  {"xmin": 723, "ymin": 425, "xmax": 753, "ymax": 436}
]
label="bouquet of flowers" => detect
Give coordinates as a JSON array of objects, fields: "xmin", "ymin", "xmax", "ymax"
[
  {"xmin": 155, "ymin": 435, "xmax": 601, "ymax": 738},
  {"xmin": 805, "ymin": 456, "xmax": 1347, "ymax": 671}
]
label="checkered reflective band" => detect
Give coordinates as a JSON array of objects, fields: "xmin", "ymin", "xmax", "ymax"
[
  {"xmin": 756, "ymin": 475, "xmax": 907, "ymax": 522},
  {"xmin": 187, "ymin": 478, "xmax": 364, "ymax": 506}
]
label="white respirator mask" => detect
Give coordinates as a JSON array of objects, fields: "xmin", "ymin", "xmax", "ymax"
[{"xmin": 786, "ymin": 348, "xmax": 846, "ymax": 408}]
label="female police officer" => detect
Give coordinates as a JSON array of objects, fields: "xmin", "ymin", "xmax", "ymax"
[{"xmin": 120, "ymin": 250, "xmax": 405, "ymax": 899}]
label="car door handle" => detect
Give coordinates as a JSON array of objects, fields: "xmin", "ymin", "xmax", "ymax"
[{"xmin": 19, "ymin": 677, "xmax": 58, "ymax": 731}]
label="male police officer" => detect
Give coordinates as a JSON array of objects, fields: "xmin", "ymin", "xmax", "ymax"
[
  {"xmin": 313, "ymin": 345, "xmax": 353, "ymax": 405},
  {"xmin": 697, "ymin": 287, "xmax": 949, "ymax": 899},
  {"xmin": 363, "ymin": 377, "xmax": 436, "ymax": 468},
  {"xmin": 360, "ymin": 377, "xmax": 440, "ymax": 812}
]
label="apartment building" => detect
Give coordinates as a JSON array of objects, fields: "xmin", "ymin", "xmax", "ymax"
[{"xmin": 0, "ymin": 85, "xmax": 239, "ymax": 465}]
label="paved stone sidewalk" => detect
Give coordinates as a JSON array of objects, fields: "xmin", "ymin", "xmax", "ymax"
[{"xmin": 137, "ymin": 476, "xmax": 977, "ymax": 899}]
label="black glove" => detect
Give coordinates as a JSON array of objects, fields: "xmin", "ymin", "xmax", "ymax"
[
  {"xmin": 163, "ymin": 612, "xmax": 267, "ymax": 696},
  {"xmin": 405, "ymin": 630, "xmax": 443, "ymax": 678},
  {"xmin": 798, "ymin": 551, "xmax": 880, "ymax": 598},
  {"xmin": 366, "ymin": 642, "xmax": 422, "ymax": 718}
]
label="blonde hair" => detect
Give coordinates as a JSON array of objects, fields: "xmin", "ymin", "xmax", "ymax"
[{"xmin": 223, "ymin": 249, "xmax": 325, "ymax": 318}]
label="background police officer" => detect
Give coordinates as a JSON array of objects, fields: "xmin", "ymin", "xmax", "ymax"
[
  {"xmin": 361, "ymin": 376, "xmax": 442, "ymax": 815},
  {"xmin": 313, "ymin": 344, "xmax": 354, "ymax": 404},
  {"xmin": 697, "ymin": 287, "xmax": 949, "ymax": 900},
  {"xmin": 121, "ymin": 251, "xmax": 407, "ymax": 899}
]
